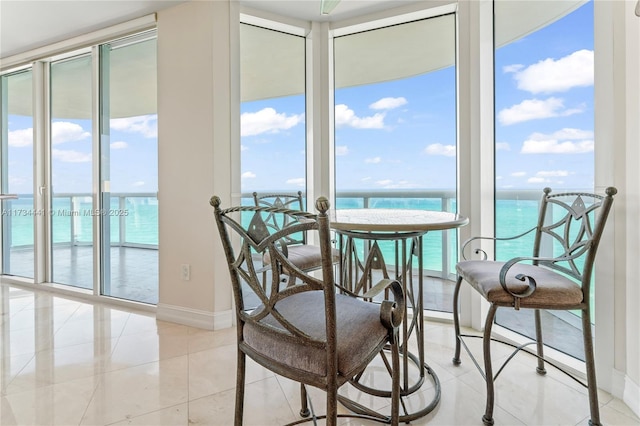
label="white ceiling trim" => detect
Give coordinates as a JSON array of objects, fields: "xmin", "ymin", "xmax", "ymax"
[{"xmin": 0, "ymin": 14, "xmax": 157, "ymax": 72}]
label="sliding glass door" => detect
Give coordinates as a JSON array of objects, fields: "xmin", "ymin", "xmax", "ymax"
[
  {"xmin": 1, "ymin": 30, "xmax": 158, "ymax": 304},
  {"xmin": 50, "ymin": 54, "xmax": 94, "ymax": 289},
  {"xmin": 99, "ymin": 35, "xmax": 159, "ymax": 304},
  {"xmin": 1, "ymin": 70, "xmax": 34, "ymax": 278}
]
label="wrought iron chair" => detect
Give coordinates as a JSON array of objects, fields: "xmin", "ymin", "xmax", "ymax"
[
  {"xmin": 252, "ymin": 191, "xmax": 340, "ymax": 286},
  {"xmin": 452, "ymin": 187, "xmax": 616, "ymax": 426},
  {"xmin": 211, "ymin": 195, "xmax": 404, "ymax": 426}
]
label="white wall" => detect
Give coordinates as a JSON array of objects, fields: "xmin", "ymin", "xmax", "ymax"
[
  {"xmin": 156, "ymin": 0, "xmax": 234, "ymax": 329},
  {"xmin": 594, "ymin": 0, "xmax": 640, "ymax": 415}
]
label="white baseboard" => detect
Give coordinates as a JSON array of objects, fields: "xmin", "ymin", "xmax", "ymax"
[
  {"xmin": 611, "ymin": 369, "xmax": 640, "ymax": 418},
  {"xmin": 156, "ymin": 303, "xmax": 233, "ymax": 330},
  {"xmin": 624, "ymin": 374, "xmax": 640, "ymax": 418}
]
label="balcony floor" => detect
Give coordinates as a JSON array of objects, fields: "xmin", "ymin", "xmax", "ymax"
[{"xmin": 5, "ymin": 246, "xmax": 158, "ymax": 305}]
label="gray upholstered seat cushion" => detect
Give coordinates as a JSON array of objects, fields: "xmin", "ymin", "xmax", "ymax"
[
  {"xmin": 263, "ymin": 244, "xmax": 340, "ymax": 272},
  {"xmin": 243, "ymin": 291, "xmax": 388, "ymax": 378},
  {"xmin": 456, "ymin": 260, "xmax": 584, "ymax": 308}
]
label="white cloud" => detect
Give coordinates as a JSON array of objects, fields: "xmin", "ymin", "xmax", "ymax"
[
  {"xmin": 497, "ymin": 97, "xmax": 583, "ymax": 126},
  {"xmin": 423, "ymin": 143, "xmax": 456, "ymax": 157},
  {"xmin": 511, "ymin": 171, "xmax": 527, "ymax": 177},
  {"xmin": 52, "ymin": 121, "xmax": 91, "ymax": 145},
  {"xmin": 335, "ymin": 104, "xmax": 385, "ymax": 129},
  {"xmin": 527, "ymin": 177, "xmax": 548, "ymax": 184},
  {"xmin": 536, "ymin": 170, "xmax": 569, "ymax": 177},
  {"xmin": 110, "ymin": 115, "xmax": 157, "ymax": 138},
  {"xmin": 503, "ymin": 64, "xmax": 524, "ymax": 73},
  {"xmin": 52, "ymin": 149, "xmax": 91, "ymax": 163},
  {"xmin": 241, "ymin": 108, "xmax": 304, "ymax": 137},
  {"xmin": 513, "ymin": 49, "xmax": 593, "ymax": 94},
  {"xmin": 496, "ymin": 142, "xmax": 511, "ymax": 151},
  {"xmin": 110, "ymin": 141, "xmax": 128, "ymax": 150},
  {"xmin": 547, "ymin": 128, "xmax": 594, "ymax": 140},
  {"xmin": 286, "ymin": 178, "xmax": 305, "ymax": 187},
  {"xmin": 369, "ymin": 97, "xmax": 408, "ymax": 110},
  {"xmin": 241, "ymin": 171, "xmax": 256, "ymax": 179},
  {"xmin": 241, "ymin": 145, "xmax": 248, "ymax": 151},
  {"xmin": 8, "ymin": 128, "xmax": 33, "ymax": 147},
  {"xmin": 335, "ymin": 145, "xmax": 349, "ymax": 156},
  {"xmin": 361, "ymin": 177, "xmax": 372, "ymax": 182},
  {"xmin": 132, "ymin": 181, "xmax": 145, "ymax": 187},
  {"xmin": 375, "ymin": 179, "xmax": 418, "ymax": 189},
  {"xmin": 521, "ymin": 128, "xmax": 594, "ymax": 154},
  {"xmin": 365, "ymin": 157, "xmax": 381, "ymax": 164}
]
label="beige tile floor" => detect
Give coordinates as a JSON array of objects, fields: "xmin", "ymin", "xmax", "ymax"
[{"xmin": 1, "ymin": 282, "xmax": 639, "ymax": 426}]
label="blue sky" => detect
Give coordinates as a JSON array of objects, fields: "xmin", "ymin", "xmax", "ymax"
[
  {"xmin": 7, "ymin": 114, "xmax": 158, "ymax": 194},
  {"xmin": 240, "ymin": 1, "xmax": 594, "ymax": 192},
  {"xmin": 6, "ymin": 1, "xmax": 593, "ymax": 196}
]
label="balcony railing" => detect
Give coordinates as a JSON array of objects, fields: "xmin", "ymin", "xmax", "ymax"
[
  {"xmin": 2, "ymin": 192, "xmax": 159, "ymax": 250},
  {"xmin": 3, "ymin": 189, "xmax": 560, "ymax": 277}
]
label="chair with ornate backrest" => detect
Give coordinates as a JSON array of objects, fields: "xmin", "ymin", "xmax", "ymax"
[
  {"xmin": 211, "ymin": 195, "xmax": 404, "ymax": 426},
  {"xmin": 252, "ymin": 191, "xmax": 340, "ymax": 286},
  {"xmin": 452, "ymin": 187, "xmax": 616, "ymax": 426}
]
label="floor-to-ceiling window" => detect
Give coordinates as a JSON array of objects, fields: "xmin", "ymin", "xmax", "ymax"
[
  {"xmin": 1, "ymin": 69, "xmax": 34, "ymax": 278},
  {"xmin": 494, "ymin": 0, "xmax": 594, "ymax": 360},
  {"xmin": 1, "ymin": 29, "xmax": 158, "ymax": 304},
  {"xmin": 239, "ymin": 23, "xmax": 306, "ymax": 204},
  {"xmin": 333, "ymin": 13, "xmax": 458, "ymax": 312},
  {"xmin": 99, "ymin": 34, "xmax": 159, "ymax": 304},
  {"xmin": 50, "ymin": 53, "xmax": 94, "ymax": 289}
]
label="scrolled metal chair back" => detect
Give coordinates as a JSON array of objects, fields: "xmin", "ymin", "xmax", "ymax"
[
  {"xmin": 210, "ymin": 196, "xmax": 335, "ymax": 348},
  {"xmin": 252, "ymin": 191, "xmax": 307, "ymax": 246},
  {"xmin": 533, "ymin": 187, "xmax": 617, "ymax": 297}
]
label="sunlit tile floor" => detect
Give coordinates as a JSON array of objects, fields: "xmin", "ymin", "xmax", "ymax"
[{"xmin": 1, "ymin": 282, "xmax": 638, "ymax": 426}]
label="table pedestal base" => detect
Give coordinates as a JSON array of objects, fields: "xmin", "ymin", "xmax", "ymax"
[{"xmin": 338, "ymin": 350, "xmax": 441, "ymax": 423}]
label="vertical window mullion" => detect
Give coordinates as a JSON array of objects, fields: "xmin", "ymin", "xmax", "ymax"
[
  {"xmin": 92, "ymin": 45, "xmax": 104, "ymax": 296},
  {"xmin": 34, "ymin": 61, "xmax": 51, "ymax": 284}
]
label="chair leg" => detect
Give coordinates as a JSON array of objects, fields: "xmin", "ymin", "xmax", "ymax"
[
  {"xmin": 326, "ymin": 384, "xmax": 338, "ymax": 426},
  {"xmin": 534, "ymin": 309, "xmax": 547, "ymax": 375},
  {"xmin": 482, "ymin": 305, "xmax": 498, "ymax": 426},
  {"xmin": 452, "ymin": 276, "xmax": 463, "ymax": 365},
  {"xmin": 235, "ymin": 349, "xmax": 246, "ymax": 426},
  {"xmin": 390, "ymin": 340, "xmax": 400, "ymax": 426},
  {"xmin": 299, "ymin": 384, "xmax": 310, "ymax": 417},
  {"xmin": 582, "ymin": 308, "xmax": 601, "ymax": 426}
]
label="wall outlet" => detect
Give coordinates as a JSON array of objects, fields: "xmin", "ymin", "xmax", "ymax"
[{"xmin": 181, "ymin": 264, "xmax": 191, "ymax": 281}]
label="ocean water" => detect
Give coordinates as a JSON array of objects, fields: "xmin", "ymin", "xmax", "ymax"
[
  {"xmin": 238, "ymin": 195, "xmax": 542, "ymax": 274},
  {"xmin": 2, "ymin": 196, "xmax": 159, "ymax": 247},
  {"xmin": 1, "ymin": 194, "xmax": 549, "ymax": 268}
]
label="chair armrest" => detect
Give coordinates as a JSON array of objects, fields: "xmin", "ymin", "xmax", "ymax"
[
  {"xmin": 334, "ymin": 279, "xmax": 405, "ymax": 343},
  {"xmin": 461, "ymin": 226, "xmax": 537, "ymax": 260},
  {"xmin": 378, "ymin": 280, "xmax": 404, "ymax": 342},
  {"xmin": 498, "ymin": 251, "xmax": 581, "ymax": 309}
]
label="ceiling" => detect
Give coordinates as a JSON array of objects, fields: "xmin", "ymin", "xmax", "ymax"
[{"xmin": 0, "ymin": 0, "xmax": 419, "ymax": 60}]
